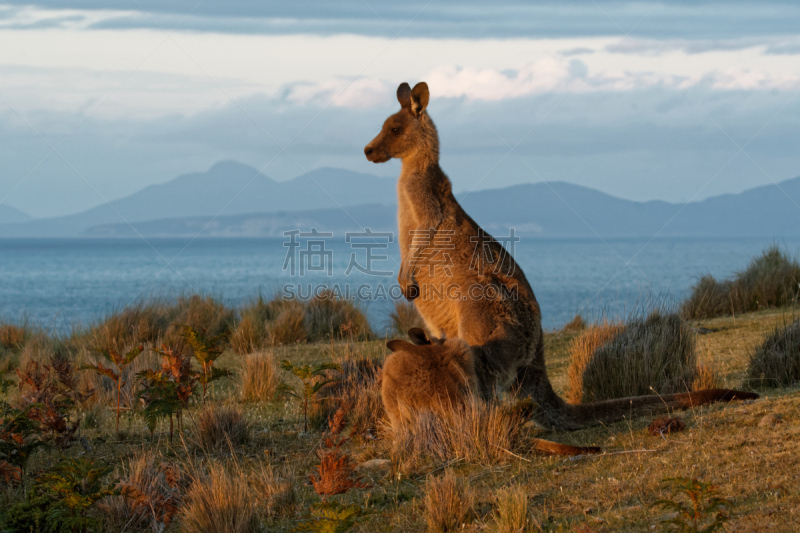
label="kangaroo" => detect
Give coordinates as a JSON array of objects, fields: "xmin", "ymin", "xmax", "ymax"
[{"xmin": 365, "ymin": 81, "xmax": 758, "ymax": 432}]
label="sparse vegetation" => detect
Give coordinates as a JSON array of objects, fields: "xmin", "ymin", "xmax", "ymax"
[
  {"xmin": 746, "ymin": 318, "xmax": 800, "ymax": 388},
  {"xmin": 1, "ymin": 282, "xmax": 799, "ymax": 531},
  {"xmin": 683, "ymin": 245, "xmax": 800, "ymax": 319}
]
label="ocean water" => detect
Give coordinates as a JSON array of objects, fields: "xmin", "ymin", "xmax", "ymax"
[{"xmin": 1, "ymin": 236, "xmax": 798, "ymax": 334}]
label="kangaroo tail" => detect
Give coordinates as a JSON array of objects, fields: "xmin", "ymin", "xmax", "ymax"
[
  {"xmin": 530, "ymin": 438, "xmax": 601, "ymax": 456},
  {"xmin": 532, "ymin": 388, "xmax": 758, "ymax": 431}
]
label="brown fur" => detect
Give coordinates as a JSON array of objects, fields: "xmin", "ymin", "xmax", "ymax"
[{"xmin": 366, "ymin": 81, "xmax": 758, "ymax": 432}]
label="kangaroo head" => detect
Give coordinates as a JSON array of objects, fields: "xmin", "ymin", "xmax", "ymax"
[{"xmin": 364, "ymin": 81, "xmax": 432, "ymax": 163}]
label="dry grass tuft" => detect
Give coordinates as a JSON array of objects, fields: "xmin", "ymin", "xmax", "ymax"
[
  {"xmin": 268, "ymin": 304, "xmax": 307, "ymax": 345},
  {"xmin": 566, "ymin": 323, "xmax": 622, "ymax": 404},
  {"xmin": 579, "ymin": 311, "xmax": 697, "ymax": 402},
  {"xmin": 683, "ymin": 245, "xmax": 800, "ymax": 319},
  {"xmin": 389, "ymin": 300, "xmax": 425, "ymax": 337},
  {"xmin": 388, "ymin": 397, "xmax": 527, "ymax": 473},
  {"xmin": 561, "ymin": 314, "xmax": 587, "ymax": 333},
  {"xmin": 194, "ymin": 404, "xmax": 250, "ymax": 452},
  {"xmin": 0, "ymin": 324, "xmax": 27, "ymax": 351},
  {"xmin": 239, "ymin": 351, "xmax": 282, "ymax": 402},
  {"xmin": 249, "ymin": 463, "xmax": 296, "ymax": 519},
  {"xmin": 746, "ymin": 318, "xmax": 800, "ymax": 388},
  {"xmin": 493, "ymin": 485, "xmax": 530, "ymax": 533},
  {"xmin": 693, "ymin": 362, "xmax": 724, "ymax": 391},
  {"xmin": 304, "ymin": 291, "xmax": 372, "ymax": 342},
  {"xmin": 86, "ymin": 302, "xmax": 170, "ymax": 353},
  {"xmin": 181, "ymin": 463, "xmax": 259, "ymax": 533},
  {"xmin": 424, "ymin": 470, "xmax": 474, "ymax": 533}
]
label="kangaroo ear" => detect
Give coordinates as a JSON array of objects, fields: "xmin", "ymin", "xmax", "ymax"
[
  {"xmin": 397, "ymin": 82, "xmax": 411, "ymax": 109},
  {"xmin": 410, "ymin": 82, "xmax": 429, "ymax": 117},
  {"xmin": 408, "ymin": 327, "xmax": 431, "ymax": 345},
  {"xmin": 387, "ymin": 339, "xmax": 413, "ymax": 353}
]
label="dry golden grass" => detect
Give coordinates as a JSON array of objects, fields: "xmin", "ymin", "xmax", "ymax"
[
  {"xmin": 566, "ymin": 322, "xmax": 622, "ymax": 404},
  {"xmin": 194, "ymin": 404, "xmax": 249, "ymax": 452},
  {"xmin": 693, "ymin": 362, "xmax": 724, "ymax": 390},
  {"xmin": 389, "ymin": 300, "xmax": 425, "ymax": 337},
  {"xmin": 388, "ymin": 397, "xmax": 528, "ymax": 474},
  {"xmin": 0, "ymin": 324, "xmax": 26, "ymax": 351},
  {"xmin": 493, "ymin": 485, "xmax": 531, "ymax": 533},
  {"xmin": 164, "ymin": 295, "xmax": 234, "ymax": 353},
  {"xmin": 304, "ymin": 291, "xmax": 372, "ymax": 342},
  {"xmin": 424, "ymin": 470, "xmax": 474, "ymax": 533},
  {"xmin": 248, "ymin": 463, "xmax": 296, "ymax": 519},
  {"xmin": 239, "ymin": 351, "xmax": 282, "ymax": 402},
  {"xmin": 268, "ymin": 304, "xmax": 307, "ymax": 345},
  {"xmin": 181, "ymin": 463, "xmax": 259, "ymax": 533}
]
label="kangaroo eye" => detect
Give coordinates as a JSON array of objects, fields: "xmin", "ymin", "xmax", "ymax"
[{"xmin": 391, "ymin": 127, "xmax": 402, "ymax": 134}]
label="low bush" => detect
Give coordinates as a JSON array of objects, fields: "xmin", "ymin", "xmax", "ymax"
[
  {"xmin": 746, "ymin": 319, "xmax": 800, "ymax": 388},
  {"xmin": 304, "ymin": 292, "xmax": 372, "ymax": 342},
  {"xmin": 268, "ymin": 304, "xmax": 307, "ymax": 345},
  {"xmin": 683, "ymin": 245, "xmax": 800, "ymax": 319},
  {"xmin": 0, "ymin": 324, "xmax": 27, "ymax": 352},
  {"xmin": 424, "ymin": 470, "xmax": 474, "ymax": 533},
  {"xmin": 164, "ymin": 295, "xmax": 235, "ymax": 353},
  {"xmin": 578, "ymin": 311, "xmax": 697, "ymax": 402}
]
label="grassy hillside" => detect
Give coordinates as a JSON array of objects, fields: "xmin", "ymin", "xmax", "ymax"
[{"xmin": 2, "ymin": 302, "xmax": 798, "ymax": 532}]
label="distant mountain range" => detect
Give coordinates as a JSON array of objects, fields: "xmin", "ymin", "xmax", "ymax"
[
  {"xmin": 0, "ymin": 204, "xmax": 30, "ymax": 225},
  {"xmin": 2, "ymin": 161, "xmax": 800, "ymax": 238}
]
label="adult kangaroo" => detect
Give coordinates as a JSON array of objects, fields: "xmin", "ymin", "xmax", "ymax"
[{"xmin": 364, "ymin": 81, "xmax": 758, "ymax": 431}]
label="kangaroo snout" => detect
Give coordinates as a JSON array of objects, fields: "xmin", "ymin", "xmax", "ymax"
[{"xmin": 364, "ymin": 142, "xmax": 390, "ymax": 163}]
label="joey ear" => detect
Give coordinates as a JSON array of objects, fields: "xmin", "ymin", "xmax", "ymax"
[
  {"xmin": 410, "ymin": 82, "xmax": 429, "ymax": 117},
  {"xmin": 408, "ymin": 327, "xmax": 431, "ymax": 345},
  {"xmin": 397, "ymin": 82, "xmax": 412, "ymax": 109},
  {"xmin": 387, "ymin": 339, "xmax": 413, "ymax": 353}
]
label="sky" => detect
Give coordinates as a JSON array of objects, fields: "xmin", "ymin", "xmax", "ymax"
[{"xmin": 1, "ymin": 1, "xmax": 800, "ymax": 218}]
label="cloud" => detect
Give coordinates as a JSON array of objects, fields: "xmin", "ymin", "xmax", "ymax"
[
  {"xmin": 282, "ymin": 78, "xmax": 391, "ymax": 109},
  {"xmin": 559, "ymin": 47, "xmax": 595, "ymax": 56}
]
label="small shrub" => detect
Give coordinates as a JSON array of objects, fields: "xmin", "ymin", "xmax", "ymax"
[
  {"xmin": 279, "ymin": 360, "xmax": 341, "ymax": 433},
  {"xmin": 304, "ymin": 292, "xmax": 372, "ymax": 342},
  {"xmin": 137, "ymin": 346, "xmax": 196, "ymax": 441},
  {"xmin": 81, "ymin": 345, "xmax": 144, "ymax": 431},
  {"xmin": 424, "ymin": 470, "xmax": 474, "ymax": 533},
  {"xmin": 194, "ymin": 404, "xmax": 249, "ymax": 452},
  {"xmin": 566, "ymin": 323, "xmax": 622, "ymax": 404},
  {"xmin": 180, "ymin": 464, "xmax": 259, "ymax": 533},
  {"xmin": 36, "ymin": 456, "xmax": 116, "ymax": 533},
  {"xmin": 268, "ymin": 305, "xmax": 308, "ymax": 345},
  {"xmin": 493, "ymin": 485, "xmax": 530, "ymax": 533},
  {"xmin": 310, "ymin": 357, "xmax": 383, "ymax": 437},
  {"xmin": 653, "ymin": 477, "xmax": 732, "ymax": 532},
  {"xmin": 389, "ymin": 301, "xmax": 425, "ymax": 337},
  {"xmin": 683, "ymin": 245, "xmax": 800, "ymax": 319},
  {"xmin": 86, "ymin": 302, "xmax": 170, "ymax": 353},
  {"xmin": 181, "ymin": 325, "xmax": 230, "ymax": 404},
  {"xmin": 746, "ymin": 319, "xmax": 800, "ymax": 388},
  {"xmin": 580, "ymin": 311, "xmax": 697, "ymax": 402},
  {"xmin": 105, "ymin": 451, "xmax": 187, "ymax": 531},
  {"xmin": 240, "ymin": 352, "xmax": 282, "ymax": 402}
]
